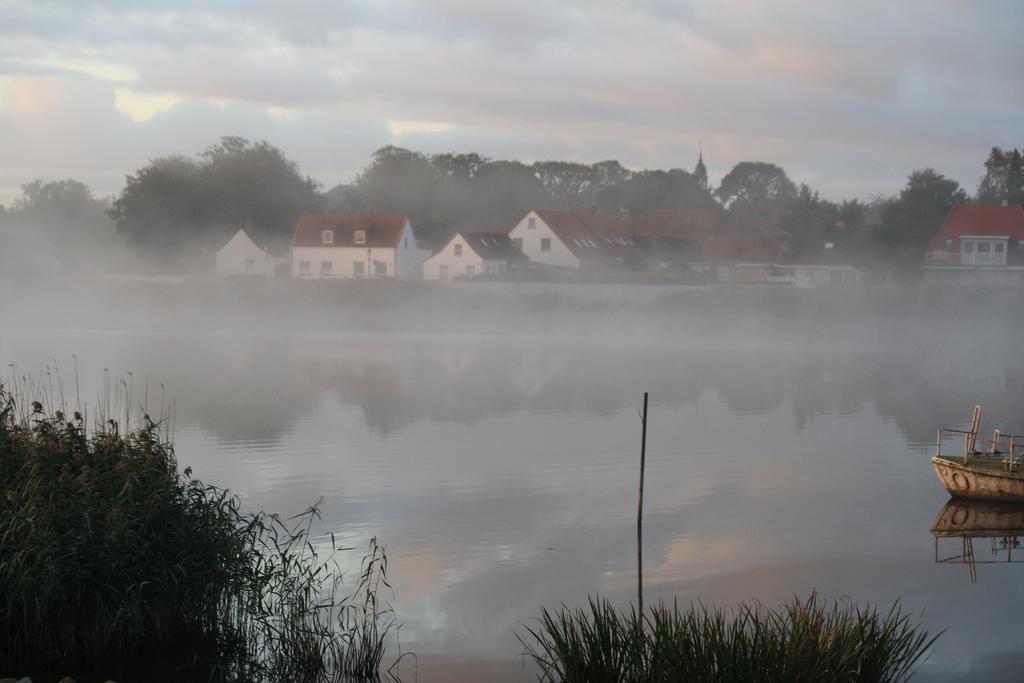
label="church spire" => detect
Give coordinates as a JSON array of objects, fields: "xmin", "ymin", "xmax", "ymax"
[{"xmin": 694, "ymin": 141, "xmax": 708, "ymax": 191}]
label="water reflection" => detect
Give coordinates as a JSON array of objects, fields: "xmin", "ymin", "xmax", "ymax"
[
  {"xmin": 931, "ymin": 499, "xmax": 1024, "ymax": 583},
  {"xmin": 7, "ymin": 331, "xmax": 1024, "ymax": 451},
  {"xmin": 5, "ymin": 330, "xmax": 1024, "ymax": 680}
]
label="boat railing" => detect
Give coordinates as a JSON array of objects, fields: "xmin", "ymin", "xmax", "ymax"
[{"xmin": 936, "ymin": 427, "xmax": 1024, "ymax": 471}]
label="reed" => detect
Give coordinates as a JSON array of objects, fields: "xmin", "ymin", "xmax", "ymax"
[
  {"xmin": 0, "ymin": 379, "xmax": 395, "ymax": 682},
  {"xmin": 519, "ymin": 594, "xmax": 940, "ymax": 682}
]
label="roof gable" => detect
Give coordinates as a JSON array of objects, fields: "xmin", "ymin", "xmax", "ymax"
[{"xmin": 219, "ymin": 228, "xmax": 259, "ymax": 252}]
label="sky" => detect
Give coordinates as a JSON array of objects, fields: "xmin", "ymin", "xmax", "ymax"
[{"xmin": 0, "ymin": 0, "xmax": 1021, "ymax": 206}]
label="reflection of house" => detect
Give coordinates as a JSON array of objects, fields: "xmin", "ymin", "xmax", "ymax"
[
  {"xmin": 422, "ymin": 232, "xmax": 527, "ymax": 279},
  {"xmin": 216, "ymin": 228, "xmax": 288, "ymax": 276},
  {"xmin": 289, "ymin": 213, "xmax": 428, "ymax": 279},
  {"xmin": 925, "ymin": 204, "xmax": 1024, "ymax": 284},
  {"xmin": 508, "ymin": 209, "xmax": 640, "ymax": 271}
]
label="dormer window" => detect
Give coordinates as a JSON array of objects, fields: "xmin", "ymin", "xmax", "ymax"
[
  {"xmin": 354, "ymin": 229, "xmax": 366, "ymax": 245},
  {"xmin": 321, "ymin": 230, "xmax": 334, "ymax": 244}
]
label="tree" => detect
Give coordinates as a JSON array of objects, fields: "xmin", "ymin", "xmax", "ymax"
[
  {"xmin": 1, "ymin": 179, "xmax": 119, "ymax": 279},
  {"xmin": 861, "ymin": 168, "xmax": 967, "ymax": 269},
  {"xmin": 531, "ymin": 161, "xmax": 598, "ymax": 208},
  {"xmin": 977, "ymin": 147, "xmax": 1023, "ymax": 205},
  {"xmin": 198, "ymin": 136, "xmax": 321, "ymax": 247},
  {"xmin": 10, "ymin": 179, "xmax": 113, "ymax": 241},
  {"xmin": 349, "ymin": 146, "xmax": 446, "ymax": 241},
  {"xmin": 108, "ymin": 155, "xmax": 206, "ymax": 256},
  {"xmin": 608, "ymin": 168, "xmax": 716, "ymax": 214},
  {"xmin": 109, "ymin": 137, "xmax": 320, "ymax": 262},
  {"xmin": 715, "ymin": 162, "xmax": 797, "ymax": 215}
]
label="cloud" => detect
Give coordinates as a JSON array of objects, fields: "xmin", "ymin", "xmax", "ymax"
[{"xmin": 0, "ymin": 0, "xmax": 1020, "ymax": 203}]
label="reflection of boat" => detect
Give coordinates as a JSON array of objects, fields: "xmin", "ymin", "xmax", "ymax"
[
  {"xmin": 931, "ymin": 499, "xmax": 1024, "ymax": 583},
  {"xmin": 932, "ymin": 405, "xmax": 1024, "ymax": 502},
  {"xmin": 931, "ymin": 499, "xmax": 1024, "ymax": 537}
]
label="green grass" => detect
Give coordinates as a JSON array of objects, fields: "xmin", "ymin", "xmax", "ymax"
[
  {"xmin": 519, "ymin": 594, "xmax": 941, "ymax": 682},
  {"xmin": 0, "ymin": 379, "xmax": 396, "ymax": 682}
]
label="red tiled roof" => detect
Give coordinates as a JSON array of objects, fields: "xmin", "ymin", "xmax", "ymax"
[
  {"xmin": 927, "ymin": 204, "xmax": 1024, "ymax": 253},
  {"xmin": 701, "ymin": 235, "xmax": 782, "ymax": 263},
  {"xmin": 290, "ymin": 213, "xmax": 410, "ymax": 249},
  {"xmin": 533, "ymin": 209, "xmax": 638, "ymax": 262},
  {"xmin": 720, "ymin": 212, "xmax": 784, "ymax": 239},
  {"xmin": 631, "ymin": 209, "xmax": 719, "ymax": 240}
]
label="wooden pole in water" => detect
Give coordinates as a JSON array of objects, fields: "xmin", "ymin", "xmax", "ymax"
[{"xmin": 638, "ymin": 392, "xmax": 648, "ymax": 616}]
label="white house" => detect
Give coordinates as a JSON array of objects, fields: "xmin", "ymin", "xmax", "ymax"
[
  {"xmin": 290, "ymin": 213, "xmax": 428, "ymax": 279},
  {"xmin": 422, "ymin": 232, "xmax": 527, "ymax": 279},
  {"xmin": 216, "ymin": 228, "xmax": 286, "ymax": 276},
  {"xmin": 508, "ymin": 209, "xmax": 638, "ymax": 271}
]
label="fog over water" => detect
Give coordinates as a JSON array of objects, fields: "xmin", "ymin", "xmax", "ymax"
[{"xmin": 4, "ymin": 280, "xmax": 1024, "ymax": 681}]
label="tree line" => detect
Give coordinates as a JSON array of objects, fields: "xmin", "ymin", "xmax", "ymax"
[{"xmin": 2, "ymin": 138, "xmax": 1021, "ymax": 272}]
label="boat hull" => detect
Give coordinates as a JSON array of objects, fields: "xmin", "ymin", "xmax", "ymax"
[{"xmin": 932, "ymin": 456, "xmax": 1024, "ymax": 503}]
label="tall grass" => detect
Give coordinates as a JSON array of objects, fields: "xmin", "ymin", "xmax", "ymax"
[
  {"xmin": 0, "ymin": 378, "xmax": 397, "ymax": 681},
  {"xmin": 519, "ymin": 595, "xmax": 940, "ymax": 682}
]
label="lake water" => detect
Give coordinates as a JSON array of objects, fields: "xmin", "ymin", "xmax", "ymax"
[{"xmin": 4, "ymin": 287, "xmax": 1024, "ymax": 681}]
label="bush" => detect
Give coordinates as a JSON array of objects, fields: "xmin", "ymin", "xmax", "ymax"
[
  {"xmin": 0, "ymin": 382, "xmax": 393, "ymax": 682},
  {"xmin": 519, "ymin": 594, "xmax": 940, "ymax": 682}
]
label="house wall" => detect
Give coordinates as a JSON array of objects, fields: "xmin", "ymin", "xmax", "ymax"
[
  {"xmin": 423, "ymin": 234, "xmax": 484, "ymax": 279},
  {"xmin": 216, "ymin": 230, "xmax": 276, "ymax": 276},
  {"xmin": 292, "ymin": 246, "xmax": 397, "ymax": 279},
  {"xmin": 509, "ymin": 211, "xmax": 580, "ymax": 270},
  {"xmin": 923, "ymin": 267, "xmax": 1024, "ymax": 286},
  {"xmin": 393, "ymin": 222, "xmax": 428, "ymax": 279}
]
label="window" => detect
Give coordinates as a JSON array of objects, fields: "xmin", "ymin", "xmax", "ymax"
[
  {"xmin": 485, "ymin": 263, "xmax": 492, "ymax": 273},
  {"xmin": 1019, "ymin": 240, "xmax": 1024, "ymax": 252},
  {"xmin": 439, "ymin": 264, "xmax": 449, "ymax": 279},
  {"xmin": 540, "ymin": 238, "xmax": 551, "ymax": 252},
  {"xmin": 374, "ymin": 261, "xmax": 387, "ymax": 275},
  {"xmin": 321, "ymin": 230, "xmax": 333, "ymax": 244},
  {"xmin": 404, "ymin": 237, "xmax": 409, "ymax": 249},
  {"xmin": 353, "ymin": 261, "xmax": 364, "ymax": 276},
  {"xmin": 321, "ymin": 260, "xmax": 332, "ymax": 275},
  {"xmin": 245, "ymin": 257, "xmax": 255, "ymax": 270},
  {"xmin": 512, "ymin": 238, "xmax": 523, "ymax": 251},
  {"xmin": 976, "ymin": 242, "xmax": 992, "ymax": 265},
  {"xmin": 962, "ymin": 240, "xmax": 974, "ymax": 263},
  {"xmin": 299, "ymin": 260, "xmax": 311, "ymax": 274},
  {"xmin": 454, "ymin": 243, "xmax": 463, "ymax": 256},
  {"xmin": 528, "ymin": 217, "xmax": 536, "ymax": 229},
  {"xmin": 466, "ymin": 265, "xmax": 475, "ymax": 276},
  {"xmin": 354, "ymin": 229, "xmax": 366, "ymax": 244},
  {"xmin": 944, "ymin": 238, "xmax": 953, "ymax": 251}
]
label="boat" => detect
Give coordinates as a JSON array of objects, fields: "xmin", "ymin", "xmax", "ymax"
[{"xmin": 932, "ymin": 404, "xmax": 1024, "ymax": 503}]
